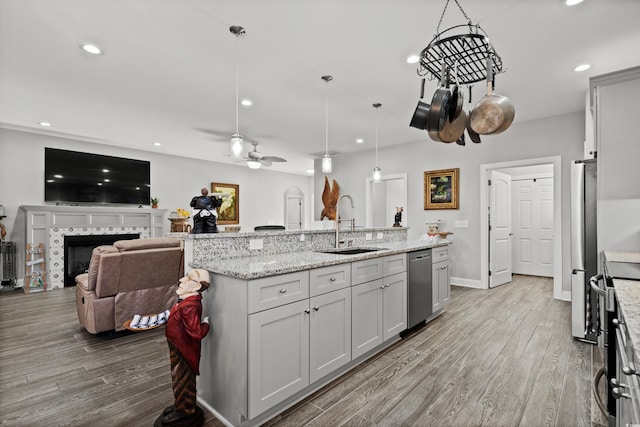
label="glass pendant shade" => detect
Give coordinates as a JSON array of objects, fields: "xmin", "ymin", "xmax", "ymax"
[
  {"xmin": 230, "ymin": 133, "xmax": 243, "ymax": 158},
  {"xmin": 322, "ymin": 154, "xmax": 332, "ymax": 174},
  {"xmin": 246, "ymin": 160, "xmax": 262, "ymax": 169},
  {"xmin": 373, "ymin": 167, "xmax": 381, "ymax": 182}
]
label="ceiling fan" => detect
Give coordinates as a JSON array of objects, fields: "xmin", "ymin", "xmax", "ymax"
[{"xmin": 239, "ymin": 141, "xmax": 287, "ymax": 169}]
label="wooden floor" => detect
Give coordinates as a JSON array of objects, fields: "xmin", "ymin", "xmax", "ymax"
[{"xmin": 0, "ymin": 275, "xmax": 608, "ymax": 426}]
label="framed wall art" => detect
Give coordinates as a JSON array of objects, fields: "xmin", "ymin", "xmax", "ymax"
[
  {"xmin": 211, "ymin": 182, "xmax": 239, "ymax": 224},
  {"xmin": 424, "ymin": 168, "xmax": 459, "ymax": 210}
]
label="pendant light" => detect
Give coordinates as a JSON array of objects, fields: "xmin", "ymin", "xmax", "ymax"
[
  {"xmin": 321, "ymin": 75, "xmax": 333, "ymax": 174},
  {"xmin": 373, "ymin": 103, "xmax": 382, "ymax": 182},
  {"xmin": 230, "ymin": 26, "xmax": 245, "ymax": 158}
]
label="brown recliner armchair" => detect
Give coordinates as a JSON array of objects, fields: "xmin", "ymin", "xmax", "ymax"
[{"xmin": 75, "ymin": 237, "xmax": 184, "ymax": 334}]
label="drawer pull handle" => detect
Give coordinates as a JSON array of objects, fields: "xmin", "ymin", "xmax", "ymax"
[
  {"xmin": 380, "ymin": 285, "xmax": 385, "ymax": 289},
  {"xmin": 304, "ymin": 308, "xmax": 310, "ymax": 314},
  {"xmin": 611, "ymin": 378, "xmax": 628, "ymax": 389},
  {"xmin": 385, "ymin": 284, "xmax": 390, "ymax": 288},
  {"xmin": 313, "ymin": 306, "xmax": 319, "ymax": 311},
  {"xmin": 329, "ymin": 277, "xmax": 336, "ymax": 282},
  {"xmin": 279, "ymin": 288, "xmax": 287, "ymax": 293},
  {"xmin": 612, "ymin": 387, "xmax": 631, "ymax": 399}
]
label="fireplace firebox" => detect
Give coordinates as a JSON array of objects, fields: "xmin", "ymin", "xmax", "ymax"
[{"xmin": 63, "ymin": 234, "xmax": 139, "ymax": 286}]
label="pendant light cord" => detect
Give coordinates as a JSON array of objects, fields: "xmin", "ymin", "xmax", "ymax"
[
  {"xmin": 373, "ymin": 103, "xmax": 382, "ymax": 166},
  {"xmin": 325, "ymin": 83, "xmax": 329, "ymax": 155},
  {"xmin": 235, "ymin": 37, "xmax": 240, "ymax": 134}
]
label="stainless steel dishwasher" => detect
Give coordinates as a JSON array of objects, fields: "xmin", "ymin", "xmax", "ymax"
[{"xmin": 407, "ymin": 249, "xmax": 432, "ymax": 329}]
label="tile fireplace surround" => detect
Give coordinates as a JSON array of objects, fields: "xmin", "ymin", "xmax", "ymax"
[{"xmin": 13, "ymin": 205, "xmax": 167, "ymax": 290}]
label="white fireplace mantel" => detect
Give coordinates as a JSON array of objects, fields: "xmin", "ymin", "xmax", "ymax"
[{"xmin": 14, "ymin": 205, "xmax": 167, "ymax": 289}]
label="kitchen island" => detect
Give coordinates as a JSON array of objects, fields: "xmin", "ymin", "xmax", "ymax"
[{"xmin": 186, "ymin": 231, "xmax": 449, "ymax": 427}]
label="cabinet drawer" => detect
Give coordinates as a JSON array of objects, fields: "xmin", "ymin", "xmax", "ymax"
[
  {"xmin": 352, "ymin": 258, "xmax": 383, "ymax": 285},
  {"xmin": 383, "ymin": 254, "xmax": 406, "ymax": 276},
  {"xmin": 248, "ymin": 271, "xmax": 310, "ymax": 314},
  {"xmin": 309, "ymin": 263, "xmax": 351, "ymax": 297},
  {"xmin": 432, "ymin": 246, "xmax": 450, "ymax": 262}
]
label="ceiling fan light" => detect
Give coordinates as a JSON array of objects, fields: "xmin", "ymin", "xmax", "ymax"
[
  {"xmin": 373, "ymin": 167, "xmax": 382, "ymax": 182},
  {"xmin": 230, "ymin": 133, "xmax": 244, "ymax": 157},
  {"xmin": 322, "ymin": 154, "xmax": 332, "ymax": 174},
  {"xmin": 247, "ymin": 160, "xmax": 262, "ymax": 169}
]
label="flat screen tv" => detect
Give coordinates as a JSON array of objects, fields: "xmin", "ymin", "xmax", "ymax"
[{"xmin": 45, "ymin": 147, "xmax": 151, "ymax": 206}]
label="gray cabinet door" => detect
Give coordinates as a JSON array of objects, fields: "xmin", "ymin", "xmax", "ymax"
[
  {"xmin": 248, "ymin": 299, "xmax": 310, "ymax": 418},
  {"xmin": 351, "ymin": 279, "xmax": 383, "ymax": 358},
  {"xmin": 309, "ymin": 288, "xmax": 351, "ymax": 383},
  {"xmin": 432, "ymin": 261, "xmax": 450, "ymax": 312},
  {"xmin": 382, "ymin": 272, "xmax": 407, "ymax": 340}
]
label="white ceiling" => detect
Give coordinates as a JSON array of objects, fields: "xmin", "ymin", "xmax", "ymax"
[{"xmin": 1, "ymin": 0, "xmax": 640, "ymax": 175}]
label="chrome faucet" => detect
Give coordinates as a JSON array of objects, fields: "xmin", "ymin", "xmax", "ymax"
[{"xmin": 335, "ymin": 194, "xmax": 355, "ymax": 248}]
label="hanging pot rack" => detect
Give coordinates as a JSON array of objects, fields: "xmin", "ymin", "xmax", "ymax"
[
  {"xmin": 418, "ymin": 24, "xmax": 503, "ymax": 85},
  {"xmin": 417, "ymin": 0, "xmax": 505, "ymax": 85}
]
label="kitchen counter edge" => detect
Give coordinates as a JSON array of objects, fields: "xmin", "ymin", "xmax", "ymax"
[{"xmin": 191, "ymin": 239, "xmax": 449, "ymax": 280}]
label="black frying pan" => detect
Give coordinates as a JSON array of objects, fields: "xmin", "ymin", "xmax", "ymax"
[
  {"xmin": 426, "ymin": 64, "xmax": 452, "ymax": 142},
  {"xmin": 409, "ymin": 78, "xmax": 430, "ymax": 130}
]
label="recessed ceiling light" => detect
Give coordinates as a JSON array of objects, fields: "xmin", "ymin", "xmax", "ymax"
[
  {"xmin": 104, "ymin": 179, "xmax": 110, "ymax": 182},
  {"xmin": 356, "ymin": 138, "xmax": 364, "ymax": 144},
  {"xmin": 152, "ymin": 141, "xmax": 162, "ymax": 146},
  {"xmin": 406, "ymin": 55, "xmax": 420, "ymax": 64},
  {"xmin": 565, "ymin": 0, "xmax": 584, "ymax": 5},
  {"xmin": 102, "ymin": 169, "xmax": 109, "ymax": 173},
  {"xmin": 241, "ymin": 99, "xmax": 252, "ymax": 106},
  {"xmin": 80, "ymin": 43, "xmax": 104, "ymax": 55},
  {"xmin": 574, "ymin": 64, "xmax": 591, "ymax": 72},
  {"xmin": 47, "ymin": 179, "xmax": 55, "ymax": 183},
  {"xmin": 305, "ymin": 168, "xmax": 315, "ymax": 174},
  {"xmin": 38, "ymin": 121, "xmax": 51, "ymax": 127},
  {"xmin": 97, "ymin": 183, "xmax": 103, "ymax": 186},
  {"xmin": 53, "ymin": 174, "xmax": 63, "ymax": 179}
]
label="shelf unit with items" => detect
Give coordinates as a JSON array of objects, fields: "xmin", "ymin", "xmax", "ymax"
[{"xmin": 25, "ymin": 243, "xmax": 47, "ymax": 294}]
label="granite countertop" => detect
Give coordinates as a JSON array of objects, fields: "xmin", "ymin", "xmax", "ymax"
[
  {"xmin": 177, "ymin": 226, "xmax": 409, "ymax": 240},
  {"xmin": 605, "ymin": 250, "xmax": 640, "ymax": 264},
  {"xmin": 191, "ymin": 239, "xmax": 449, "ymax": 280},
  {"xmin": 613, "ymin": 278, "xmax": 640, "ymax": 364}
]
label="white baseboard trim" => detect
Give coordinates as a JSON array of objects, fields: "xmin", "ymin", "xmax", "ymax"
[
  {"xmin": 451, "ymin": 276, "xmax": 485, "ymax": 289},
  {"xmin": 561, "ymin": 290, "xmax": 571, "ymax": 302}
]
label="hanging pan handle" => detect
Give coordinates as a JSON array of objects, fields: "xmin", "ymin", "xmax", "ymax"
[
  {"xmin": 486, "ymin": 55, "xmax": 493, "ymax": 95},
  {"xmin": 420, "ymin": 78, "xmax": 425, "ymax": 99}
]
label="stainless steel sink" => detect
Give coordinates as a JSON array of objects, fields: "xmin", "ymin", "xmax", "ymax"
[{"xmin": 316, "ymin": 247, "xmax": 386, "ymax": 255}]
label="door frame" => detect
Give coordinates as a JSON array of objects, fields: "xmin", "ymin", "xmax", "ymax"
[{"xmin": 480, "ymin": 156, "xmax": 563, "ymax": 300}]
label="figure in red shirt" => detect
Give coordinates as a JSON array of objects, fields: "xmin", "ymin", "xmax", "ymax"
[{"xmin": 155, "ymin": 269, "xmax": 210, "ymax": 427}]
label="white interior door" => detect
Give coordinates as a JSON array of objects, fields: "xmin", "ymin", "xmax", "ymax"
[
  {"xmin": 286, "ymin": 196, "xmax": 303, "ymax": 230},
  {"xmin": 512, "ymin": 178, "xmax": 554, "ymax": 277},
  {"xmin": 490, "ymin": 170, "xmax": 512, "ymax": 288}
]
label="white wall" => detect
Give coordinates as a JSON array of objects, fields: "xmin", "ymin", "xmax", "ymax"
[
  {"xmin": 315, "ymin": 111, "xmax": 585, "ymax": 292},
  {"xmin": 0, "ymin": 129, "xmax": 313, "ymax": 237}
]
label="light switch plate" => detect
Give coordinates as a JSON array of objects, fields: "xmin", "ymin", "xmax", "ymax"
[
  {"xmin": 299, "ymin": 234, "xmax": 305, "ymax": 242},
  {"xmin": 366, "ymin": 233, "xmax": 373, "ymax": 240},
  {"xmin": 249, "ymin": 239, "xmax": 263, "ymax": 250},
  {"xmin": 455, "ymin": 220, "xmax": 469, "ymax": 228},
  {"xmin": 376, "ymin": 232, "xmax": 383, "ymax": 240}
]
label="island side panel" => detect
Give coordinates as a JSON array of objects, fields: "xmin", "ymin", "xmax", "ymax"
[{"xmin": 198, "ymin": 273, "xmax": 248, "ymax": 424}]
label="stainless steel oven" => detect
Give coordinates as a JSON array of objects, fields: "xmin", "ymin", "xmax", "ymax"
[{"xmin": 597, "ymin": 255, "xmax": 640, "ymax": 426}]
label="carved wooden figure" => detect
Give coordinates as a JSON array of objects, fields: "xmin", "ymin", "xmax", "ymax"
[{"xmin": 320, "ymin": 177, "xmax": 340, "ymax": 220}]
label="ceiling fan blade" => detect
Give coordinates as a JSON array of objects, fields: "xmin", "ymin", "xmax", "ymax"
[
  {"xmin": 260, "ymin": 160, "xmax": 272, "ymax": 167},
  {"xmin": 260, "ymin": 156, "xmax": 287, "ymax": 163}
]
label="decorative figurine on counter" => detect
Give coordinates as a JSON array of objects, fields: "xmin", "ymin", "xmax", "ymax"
[
  {"xmin": 190, "ymin": 187, "xmax": 227, "ymax": 234},
  {"xmin": 155, "ymin": 269, "xmax": 211, "ymax": 427},
  {"xmin": 419, "ymin": 220, "xmax": 453, "ymax": 244},
  {"xmin": 393, "ymin": 207, "xmax": 403, "ymax": 227},
  {"xmin": 320, "ymin": 177, "xmax": 340, "ymax": 220}
]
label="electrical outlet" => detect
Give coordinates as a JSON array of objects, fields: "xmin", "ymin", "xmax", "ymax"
[
  {"xmin": 366, "ymin": 233, "xmax": 372, "ymax": 240},
  {"xmin": 455, "ymin": 220, "xmax": 469, "ymax": 228},
  {"xmin": 249, "ymin": 239, "xmax": 263, "ymax": 250},
  {"xmin": 376, "ymin": 232, "xmax": 383, "ymax": 240}
]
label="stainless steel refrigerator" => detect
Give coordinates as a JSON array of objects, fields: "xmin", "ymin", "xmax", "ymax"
[{"xmin": 571, "ymin": 159, "xmax": 598, "ymax": 343}]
